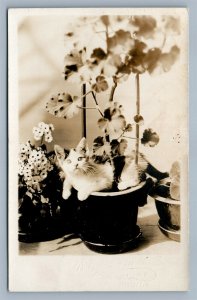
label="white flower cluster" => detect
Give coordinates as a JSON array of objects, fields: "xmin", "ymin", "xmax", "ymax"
[
  {"xmin": 18, "ymin": 142, "xmax": 53, "ymax": 189},
  {"xmin": 32, "ymin": 122, "xmax": 54, "ymax": 143}
]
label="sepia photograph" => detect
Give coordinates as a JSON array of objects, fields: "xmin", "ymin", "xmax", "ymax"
[{"xmin": 9, "ymin": 8, "xmax": 188, "ymax": 291}]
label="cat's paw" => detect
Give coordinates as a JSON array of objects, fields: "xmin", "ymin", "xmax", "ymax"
[
  {"xmin": 118, "ymin": 181, "xmax": 130, "ymax": 191},
  {"xmin": 62, "ymin": 189, "xmax": 71, "ymax": 200},
  {"xmin": 130, "ymin": 178, "xmax": 140, "ymax": 187},
  {"xmin": 78, "ymin": 191, "xmax": 89, "ymax": 201}
]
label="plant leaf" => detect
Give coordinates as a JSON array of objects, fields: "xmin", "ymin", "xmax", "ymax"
[
  {"xmin": 159, "ymin": 45, "xmax": 180, "ymax": 72},
  {"xmin": 126, "ymin": 40, "xmax": 147, "ymax": 74},
  {"xmin": 170, "ymin": 161, "xmax": 180, "ymax": 179},
  {"xmin": 116, "ymin": 73, "xmax": 130, "ymax": 83},
  {"xmin": 92, "ymin": 136, "xmax": 111, "ymax": 160},
  {"xmin": 143, "ymin": 48, "xmax": 162, "ymax": 74},
  {"xmin": 98, "ymin": 115, "xmax": 126, "ymax": 136},
  {"xmin": 46, "ymin": 93, "xmax": 82, "ymax": 119},
  {"xmin": 111, "ymin": 138, "xmax": 128, "ymax": 156},
  {"xmin": 170, "ymin": 183, "xmax": 180, "ymax": 200},
  {"xmin": 90, "ymin": 48, "xmax": 107, "ymax": 65},
  {"xmin": 125, "ymin": 123, "xmax": 133, "ymax": 132},
  {"xmin": 103, "ymin": 54, "xmax": 122, "ymax": 77},
  {"xmin": 141, "ymin": 128, "xmax": 159, "ymax": 147},
  {"xmin": 92, "ymin": 75, "xmax": 109, "ymax": 93},
  {"xmin": 130, "ymin": 16, "xmax": 157, "ymax": 39},
  {"xmin": 103, "ymin": 102, "xmax": 123, "ymax": 120},
  {"xmin": 99, "ymin": 102, "xmax": 126, "ymax": 136},
  {"xmin": 162, "ymin": 16, "xmax": 180, "ymax": 35},
  {"xmin": 134, "ymin": 115, "xmax": 144, "ymax": 125},
  {"xmin": 100, "ymin": 15, "xmax": 110, "ymax": 26},
  {"xmin": 108, "ymin": 30, "xmax": 134, "ymax": 54},
  {"xmin": 64, "ymin": 48, "xmax": 86, "ymax": 80},
  {"xmin": 148, "ymin": 46, "xmax": 180, "ymax": 75},
  {"xmin": 97, "ymin": 118, "xmax": 108, "ymax": 131}
]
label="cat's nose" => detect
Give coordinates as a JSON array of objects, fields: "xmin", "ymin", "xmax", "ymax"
[{"xmin": 76, "ymin": 164, "xmax": 78, "ymax": 168}]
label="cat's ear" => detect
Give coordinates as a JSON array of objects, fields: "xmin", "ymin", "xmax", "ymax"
[
  {"xmin": 54, "ymin": 145, "xmax": 65, "ymax": 162},
  {"xmin": 76, "ymin": 137, "xmax": 89, "ymax": 156}
]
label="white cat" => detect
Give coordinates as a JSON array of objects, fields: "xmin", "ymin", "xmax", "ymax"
[
  {"xmin": 54, "ymin": 138, "xmax": 114, "ymax": 201},
  {"xmin": 118, "ymin": 151, "xmax": 148, "ymax": 191}
]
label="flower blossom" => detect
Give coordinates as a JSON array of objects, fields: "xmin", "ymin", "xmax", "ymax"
[
  {"xmin": 32, "ymin": 122, "xmax": 54, "ymax": 143},
  {"xmin": 18, "ymin": 142, "xmax": 54, "ymax": 190}
]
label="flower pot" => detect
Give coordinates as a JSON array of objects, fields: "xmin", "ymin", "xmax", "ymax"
[
  {"xmin": 154, "ymin": 196, "xmax": 180, "ymax": 242},
  {"xmin": 74, "ymin": 178, "xmax": 154, "ymax": 254},
  {"xmin": 18, "ymin": 195, "xmax": 79, "ymax": 243}
]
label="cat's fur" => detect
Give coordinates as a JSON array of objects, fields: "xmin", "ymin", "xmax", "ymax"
[
  {"xmin": 118, "ymin": 151, "xmax": 148, "ymax": 190},
  {"xmin": 54, "ymin": 138, "xmax": 114, "ymax": 201},
  {"xmin": 118, "ymin": 151, "xmax": 169, "ymax": 190}
]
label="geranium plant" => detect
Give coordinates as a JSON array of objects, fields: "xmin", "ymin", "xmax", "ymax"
[{"xmin": 45, "ymin": 15, "xmax": 180, "ymax": 188}]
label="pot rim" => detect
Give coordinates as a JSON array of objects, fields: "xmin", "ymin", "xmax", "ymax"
[
  {"xmin": 158, "ymin": 221, "xmax": 181, "ymax": 234},
  {"xmin": 155, "ymin": 196, "xmax": 181, "ymax": 205},
  {"xmin": 91, "ymin": 181, "xmax": 146, "ymax": 197}
]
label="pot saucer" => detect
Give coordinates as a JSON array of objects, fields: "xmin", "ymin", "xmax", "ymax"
[
  {"xmin": 158, "ymin": 220, "xmax": 180, "ymax": 242},
  {"xmin": 79, "ymin": 225, "xmax": 142, "ymax": 254}
]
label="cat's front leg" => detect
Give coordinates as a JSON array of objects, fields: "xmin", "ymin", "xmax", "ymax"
[
  {"xmin": 77, "ymin": 190, "xmax": 90, "ymax": 201},
  {"xmin": 118, "ymin": 178, "xmax": 140, "ymax": 190},
  {"xmin": 62, "ymin": 179, "xmax": 72, "ymax": 200},
  {"xmin": 118, "ymin": 180, "xmax": 131, "ymax": 190}
]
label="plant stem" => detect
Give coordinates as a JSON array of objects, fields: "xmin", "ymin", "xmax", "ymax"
[
  {"xmin": 91, "ymin": 92, "xmax": 104, "ymax": 117},
  {"xmin": 116, "ymin": 128, "xmax": 126, "ymax": 140},
  {"xmin": 80, "ymin": 90, "xmax": 92, "ymax": 99},
  {"xmin": 81, "ymin": 83, "xmax": 86, "ymax": 138},
  {"xmin": 122, "ymin": 136, "xmax": 138, "ymax": 140},
  {"xmin": 106, "ymin": 25, "xmax": 109, "ymax": 54},
  {"xmin": 109, "ymin": 78, "xmax": 118, "ymax": 102},
  {"xmin": 40, "ymin": 135, "xmax": 44, "ymax": 146},
  {"xmin": 161, "ymin": 32, "xmax": 167, "ymax": 49},
  {"xmin": 78, "ymin": 106, "xmax": 97, "ymax": 110},
  {"xmin": 105, "ymin": 129, "xmax": 110, "ymax": 143},
  {"xmin": 135, "ymin": 73, "xmax": 140, "ymax": 165}
]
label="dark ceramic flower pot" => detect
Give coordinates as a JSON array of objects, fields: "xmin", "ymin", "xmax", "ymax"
[
  {"xmin": 18, "ymin": 196, "xmax": 79, "ymax": 243},
  {"xmin": 154, "ymin": 196, "xmax": 180, "ymax": 242},
  {"xmin": 75, "ymin": 178, "xmax": 154, "ymax": 254}
]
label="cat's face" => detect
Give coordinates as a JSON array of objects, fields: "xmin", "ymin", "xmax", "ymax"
[
  {"xmin": 55, "ymin": 137, "xmax": 90, "ymax": 175},
  {"xmin": 63, "ymin": 149, "xmax": 89, "ymax": 174}
]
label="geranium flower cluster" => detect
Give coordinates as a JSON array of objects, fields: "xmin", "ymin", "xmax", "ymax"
[
  {"xmin": 18, "ymin": 141, "xmax": 53, "ymax": 190},
  {"xmin": 32, "ymin": 122, "xmax": 54, "ymax": 142}
]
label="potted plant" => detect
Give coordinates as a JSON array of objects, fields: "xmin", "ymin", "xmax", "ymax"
[
  {"xmin": 18, "ymin": 122, "xmax": 78, "ymax": 242},
  {"xmin": 151, "ymin": 161, "xmax": 181, "ymax": 242}
]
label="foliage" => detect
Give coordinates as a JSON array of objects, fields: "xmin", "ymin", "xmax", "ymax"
[
  {"xmin": 169, "ymin": 161, "xmax": 180, "ymax": 200},
  {"xmin": 45, "ymin": 15, "xmax": 180, "ymax": 184}
]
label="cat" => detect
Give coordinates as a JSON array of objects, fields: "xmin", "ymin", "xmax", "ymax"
[
  {"xmin": 54, "ymin": 137, "xmax": 114, "ymax": 201},
  {"xmin": 118, "ymin": 150, "xmax": 169, "ymax": 190},
  {"xmin": 117, "ymin": 151, "xmax": 148, "ymax": 190}
]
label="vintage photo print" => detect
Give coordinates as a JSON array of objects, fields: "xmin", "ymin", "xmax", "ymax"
[{"xmin": 9, "ymin": 8, "xmax": 188, "ymax": 291}]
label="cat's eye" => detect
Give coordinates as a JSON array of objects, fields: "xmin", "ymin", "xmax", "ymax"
[
  {"xmin": 66, "ymin": 159, "xmax": 71, "ymax": 164},
  {"xmin": 78, "ymin": 157, "xmax": 84, "ymax": 161}
]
